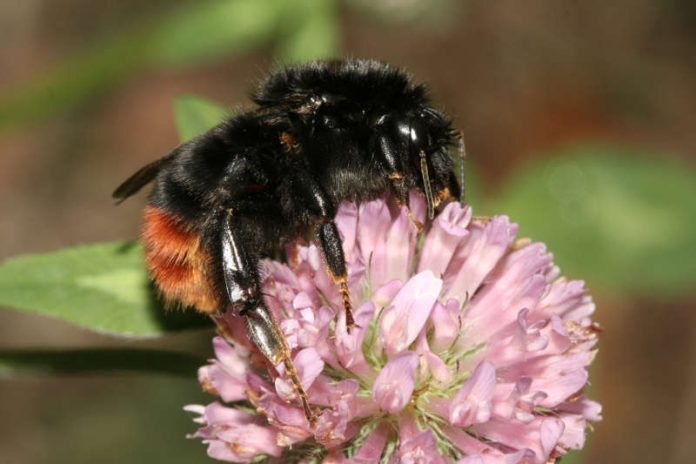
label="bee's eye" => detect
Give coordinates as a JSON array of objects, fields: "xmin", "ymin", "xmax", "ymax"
[{"xmin": 409, "ymin": 120, "xmax": 429, "ymax": 148}]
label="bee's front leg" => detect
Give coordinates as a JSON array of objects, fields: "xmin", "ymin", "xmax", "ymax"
[
  {"xmin": 287, "ymin": 170, "xmax": 356, "ymax": 331},
  {"xmin": 219, "ymin": 214, "xmax": 315, "ymax": 424}
]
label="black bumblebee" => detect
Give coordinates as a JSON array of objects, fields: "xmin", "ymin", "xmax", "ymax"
[{"xmin": 113, "ymin": 59, "xmax": 464, "ymax": 422}]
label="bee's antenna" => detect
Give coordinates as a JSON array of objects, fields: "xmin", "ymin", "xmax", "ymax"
[
  {"xmin": 457, "ymin": 131, "xmax": 466, "ymax": 205},
  {"xmin": 420, "ymin": 150, "xmax": 435, "ymax": 220}
]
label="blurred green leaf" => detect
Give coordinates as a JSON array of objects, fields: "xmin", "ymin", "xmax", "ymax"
[
  {"xmin": 0, "ymin": 242, "xmax": 208, "ymax": 337},
  {"xmin": 0, "ymin": 0, "xmax": 341, "ymax": 130},
  {"xmin": 560, "ymin": 451, "xmax": 582, "ymax": 464},
  {"xmin": 0, "ymin": 31, "xmax": 149, "ymax": 129},
  {"xmin": 147, "ymin": 0, "xmax": 285, "ymax": 67},
  {"xmin": 0, "ymin": 348, "xmax": 205, "ymax": 377},
  {"xmin": 174, "ymin": 95, "xmax": 228, "ymax": 141},
  {"xmin": 491, "ymin": 145, "xmax": 696, "ymax": 295},
  {"xmin": 278, "ymin": 0, "xmax": 340, "ymax": 63}
]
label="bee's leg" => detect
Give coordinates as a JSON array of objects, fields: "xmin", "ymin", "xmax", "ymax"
[
  {"xmin": 317, "ymin": 220, "xmax": 355, "ymax": 330},
  {"xmin": 375, "ymin": 134, "xmax": 423, "ymax": 230},
  {"xmin": 375, "ymin": 133, "xmax": 408, "ymax": 205},
  {"xmin": 220, "ymin": 216, "xmax": 315, "ymax": 424},
  {"xmin": 290, "ymin": 170, "xmax": 355, "ymax": 330}
]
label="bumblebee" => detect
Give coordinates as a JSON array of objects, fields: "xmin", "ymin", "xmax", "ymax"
[{"xmin": 113, "ymin": 59, "xmax": 464, "ymax": 422}]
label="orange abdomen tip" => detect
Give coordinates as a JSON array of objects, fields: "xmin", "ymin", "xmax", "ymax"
[{"xmin": 143, "ymin": 206, "xmax": 219, "ymax": 313}]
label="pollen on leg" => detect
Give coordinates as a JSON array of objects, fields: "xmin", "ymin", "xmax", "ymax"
[{"xmin": 329, "ymin": 272, "xmax": 356, "ymax": 331}]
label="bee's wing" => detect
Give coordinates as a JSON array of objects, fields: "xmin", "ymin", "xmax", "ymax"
[{"xmin": 112, "ymin": 151, "xmax": 177, "ymax": 204}]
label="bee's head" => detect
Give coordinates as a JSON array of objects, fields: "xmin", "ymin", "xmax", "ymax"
[{"xmin": 375, "ymin": 107, "xmax": 459, "ymax": 218}]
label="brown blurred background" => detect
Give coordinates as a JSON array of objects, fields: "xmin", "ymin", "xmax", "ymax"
[{"xmin": 1, "ymin": 1, "xmax": 695, "ymax": 463}]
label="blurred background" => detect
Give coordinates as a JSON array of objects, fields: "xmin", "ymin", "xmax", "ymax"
[{"xmin": 1, "ymin": 0, "xmax": 695, "ymax": 463}]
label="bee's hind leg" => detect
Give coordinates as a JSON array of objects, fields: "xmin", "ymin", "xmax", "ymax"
[{"xmin": 220, "ymin": 214, "xmax": 315, "ymax": 425}]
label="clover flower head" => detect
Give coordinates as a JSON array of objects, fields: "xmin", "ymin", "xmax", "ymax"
[{"xmin": 186, "ymin": 194, "xmax": 601, "ymax": 463}]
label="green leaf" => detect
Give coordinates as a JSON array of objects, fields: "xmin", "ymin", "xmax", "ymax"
[
  {"xmin": 0, "ymin": 348, "xmax": 206, "ymax": 378},
  {"xmin": 492, "ymin": 144, "xmax": 696, "ymax": 295},
  {"xmin": 148, "ymin": 0, "xmax": 284, "ymax": 67},
  {"xmin": 0, "ymin": 241, "xmax": 210, "ymax": 337},
  {"xmin": 277, "ymin": 0, "xmax": 340, "ymax": 63},
  {"xmin": 174, "ymin": 95, "xmax": 228, "ymax": 141}
]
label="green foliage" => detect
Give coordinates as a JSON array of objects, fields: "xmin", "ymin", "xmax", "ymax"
[
  {"xmin": 174, "ymin": 95, "xmax": 228, "ymax": 140},
  {"xmin": 0, "ymin": 95, "xmax": 224, "ymax": 340},
  {"xmin": 277, "ymin": 0, "xmax": 340, "ymax": 64},
  {"xmin": 0, "ymin": 348, "xmax": 205, "ymax": 377},
  {"xmin": 147, "ymin": 0, "xmax": 282, "ymax": 67},
  {"xmin": 0, "ymin": 242, "xmax": 189, "ymax": 337},
  {"xmin": 0, "ymin": 0, "xmax": 340, "ymax": 130},
  {"xmin": 491, "ymin": 144, "xmax": 696, "ymax": 295}
]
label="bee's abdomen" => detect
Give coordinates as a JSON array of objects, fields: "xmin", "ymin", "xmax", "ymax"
[{"xmin": 142, "ymin": 206, "xmax": 220, "ymax": 313}]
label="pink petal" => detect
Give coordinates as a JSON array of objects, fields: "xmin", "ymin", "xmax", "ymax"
[
  {"xmin": 371, "ymin": 278, "xmax": 403, "ymax": 309},
  {"xmin": 473, "ymin": 417, "xmax": 561, "ymax": 461},
  {"xmin": 199, "ymin": 338, "xmax": 249, "ymax": 402},
  {"xmin": 334, "ymin": 301, "xmax": 376, "ymax": 378},
  {"xmin": 356, "ymin": 199, "xmax": 393, "ymax": 269},
  {"xmin": 296, "ymin": 348, "xmax": 324, "ymax": 389},
  {"xmin": 556, "ymin": 414, "xmax": 588, "ymax": 451},
  {"xmin": 559, "ymin": 397, "xmax": 603, "ymax": 422},
  {"xmin": 493, "ymin": 377, "xmax": 548, "ymax": 423},
  {"xmin": 372, "ymin": 351, "xmax": 419, "ymax": 413},
  {"xmin": 314, "ymin": 396, "xmax": 355, "ymax": 447},
  {"xmin": 397, "ymin": 428, "xmax": 447, "ymax": 464},
  {"xmin": 371, "ymin": 207, "xmax": 418, "ymax": 285},
  {"xmin": 450, "ymin": 361, "xmax": 496, "ymax": 427},
  {"xmin": 335, "ymin": 200, "xmax": 360, "ymax": 262},
  {"xmin": 500, "ymin": 351, "xmax": 593, "ymax": 407},
  {"xmin": 430, "ymin": 298, "xmax": 463, "ymax": 352},
  {"xmin": 212, "ymin": 337, "xmax": 249, "ymax": 373},
  {"xmin": 443, "ymin": 216, "xmax": 518, "ymax": 302},
  {"xmin": 458, "ymin": 456, "xmax": 485, "ymax": 464},
  {"xmin": 416, "ymin": 331, "xmax": 452, "ymax": 384},
  {"xmin": 184, "ymin": 402, "xmax": 256, "ymax": 435},
  {"xmin": 214, "ymin": 423, "xmax": 283, "ymax": 460},
  {"xmin": 418, "ymin": 201, "xmax": 472, "ymax": 276},
  {"xmin": 541, "ymin": 279, "xmax": 595, "ymax": 324},
  {"xmin": 465, "ymin": 245, "xmax": 551, "ymax": 345},
  {"xmin": 540, "ymin": 418, "xmax": 565, "ymax": 459},
  {"xmin": 553, "ymin": 398, "xmax": 602, "ymax": 451},
  {"xmin": 349, "ymin": 422, "xmax": 391, "ymax": 463},
  {"xmin": 457, "ymin": 452, "xmax": 537, "ymax": 464},
  {"xmin": 187, "ymin": 403, "xmax": 281, "ymax": 461},
  {"xmin": 257, "ymin": 395, "xmax": 313, "ymax": 442},
  {"xmin": 444, "ymin": 426, "xmax": 506, "ymax": 462},
  {"xmin": 380, "ymin": 270, "xmax": 442, "ymax": 356}
]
